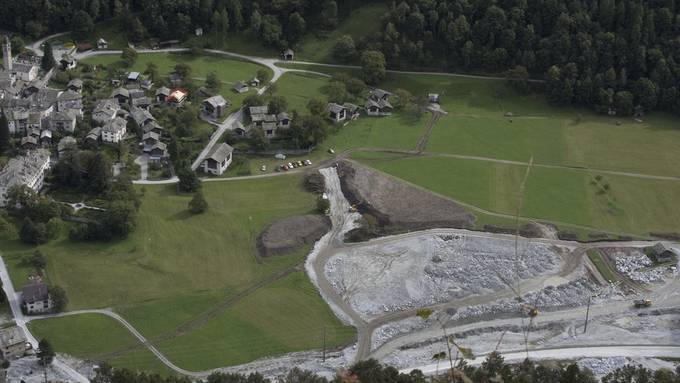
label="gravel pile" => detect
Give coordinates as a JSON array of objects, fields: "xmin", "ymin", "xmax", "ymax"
[
  {"xmin": 325, "ymin": 234, "xmax": 563, "ymax": 320},
  {"xmin": 613, "ymin": 252, "xmax": 664, "ymax": 283},
  {"xmin": 577, "ymin": 357, "xmax": 629, "ymax": 375},
  {"xmin": 372, "ymin": 316, "xmax": 437, "ymax": 351},
  {"xmin": 451, "ymin": 278, "xmax": 621, "ymax": 321}
]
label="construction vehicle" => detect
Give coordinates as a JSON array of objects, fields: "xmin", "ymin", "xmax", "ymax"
[
  {"xmin": 634, "ymin": 299, "xmax": 652, "ymax": 308},
  {"xmin": 521, "ymin": 304, "xmax": 539, "ymax": 317}
]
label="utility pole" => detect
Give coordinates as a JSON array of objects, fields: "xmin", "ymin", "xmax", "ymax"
[
  {"xmin": 583, "ymin": 295, "xmax": 592, "ymax": 334},
  {"xmin": 322, "ymin": 326, "xmax": 326, "ymax": 362}
]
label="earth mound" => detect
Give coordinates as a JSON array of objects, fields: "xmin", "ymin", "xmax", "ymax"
[
  {"xmin": 337, "ymin": 161, "xmax": 475, "ymax": 231},
  {"xmin": 257, "ymin": 215, "xmax": 331, "ymax": 257}
]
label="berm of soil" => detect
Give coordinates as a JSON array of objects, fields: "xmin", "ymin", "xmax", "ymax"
[
  {"xmin": 257, "ymin": 214, "xmax": 332, "ymax": 257},
  {"xmin": 337, "ymin": 161, "xmax": 475, "ymax": 230}
]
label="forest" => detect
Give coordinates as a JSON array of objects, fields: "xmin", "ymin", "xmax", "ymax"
[{"xmin": 4, "ymin": 0, "xmax": 680, "ymax": 115}]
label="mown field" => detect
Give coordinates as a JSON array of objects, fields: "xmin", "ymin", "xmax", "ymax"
[
  {"xmin": 270, "ymin": 63, "xmax": 680, "ymax": 235},
  {"xmin": 82, "ymin": 52, "xmax": 268, "ymax": 84},
  {"xmin": 29, "ymin": 314, "xmax": 173, "ymax": 375},
  {"xmin": 351, "ymin": 152, "xmax": 680, "ymax": 237},
  {"xmin": 4, "ymin": 176, "xmax": 355, "ymax": 372}
]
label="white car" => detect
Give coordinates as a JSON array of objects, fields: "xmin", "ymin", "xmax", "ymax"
[
  {"xmin": 260, "ymin": 165, "xmax": 267, "ymax": 172},
  {"xmin": 304, "ymin": 159, "xmax": 312, "ymax": 166}
]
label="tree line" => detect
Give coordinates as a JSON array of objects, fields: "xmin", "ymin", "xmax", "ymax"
[
  {"xmin": 352, "ymin": 0, "xmax": 680, "ymax": 116},
  {"xmin": 87, "ymin": 355, "xmax": 680, "ymax": 383}
]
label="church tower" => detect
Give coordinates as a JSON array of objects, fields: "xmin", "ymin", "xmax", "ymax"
[{"xmin": 2, "ymin": 36, "xmax": 11, "ymax": 71}]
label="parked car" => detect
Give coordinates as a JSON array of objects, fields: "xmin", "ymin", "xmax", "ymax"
[
  {"xmin": 304, "ymin": 159, "xmax": 312, "ymax": 166},
  {"xmin": 287, "ymin": 162, "xmax": 294, "ymax": 169},
  {"xmin": 297, "ymin": 161, "xmax": 304, "ymax": 167},
  {"xmin": 260, "ymin": 165, "xmax": 266, "ymax": 172}
]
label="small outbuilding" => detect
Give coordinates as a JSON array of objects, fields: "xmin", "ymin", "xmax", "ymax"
[
  {"xmin": 327, "ymin": 103, "xmax": 347, "ymax": 123},
  {"xmin": 97, "ymin": 38, "xmax": 108, "ymax": 49},
  {"xmin": 203, "ymin": 95, "xmax": 229, "ymax": 119},
  {"xmin": 282, "ymin": 48, "xmax": 294, "ymax": 61},
  {"xmin": 155, "ymin": 86, "xmax": 171, "ymax": 103},
  {"xmin": 233, "ymin": 81, "xmax": 249, "ymax": 94}
]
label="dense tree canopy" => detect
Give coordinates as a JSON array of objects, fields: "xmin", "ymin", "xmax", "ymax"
[{"xmin": 369, "ymin": 0, "xmax": 680, "ymax": 115}]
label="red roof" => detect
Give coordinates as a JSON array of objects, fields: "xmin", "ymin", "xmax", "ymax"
[{"xmin": 77, "ymin": 42, "xmax": 93, "ymax": 52}]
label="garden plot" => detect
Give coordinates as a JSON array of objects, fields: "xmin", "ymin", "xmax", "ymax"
[{"xmin": 325, "ymin": 233, "xmax": 565, "ymax": 320}]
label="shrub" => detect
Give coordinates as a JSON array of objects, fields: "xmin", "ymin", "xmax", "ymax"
[
  {"xmin": 303, "ymin": 173, "xmax": 325, "ymax": 194},
  {"xmin": 189, "ymin": 191, "xmax": 208, "ymax": 214}
]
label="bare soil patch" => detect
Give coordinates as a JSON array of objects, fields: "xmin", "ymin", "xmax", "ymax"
[
  {"xmin": 257, "ymin": 215, "xmax": 331, "ymax": 257},
  {"xmin": 337, "ymin": 162, "xmax": 475, "ymax": 233}
]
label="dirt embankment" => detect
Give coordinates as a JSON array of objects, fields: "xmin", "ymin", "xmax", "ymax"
[
  {"xmin": 336, "ymin": 162, "xmax": 475, "ymax": 233},
  {"xmin": 257, "ymin": 215, "xmax": 332, "ymax": 257}
]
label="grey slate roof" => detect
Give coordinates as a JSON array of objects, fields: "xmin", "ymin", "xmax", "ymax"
[
  {"xmin": 22, "ymin": 282, "xmax": 49, "ymax": 304},
  {"xmin": 205, "ymin": 143, "xmax": 233, "ymax": 163}
]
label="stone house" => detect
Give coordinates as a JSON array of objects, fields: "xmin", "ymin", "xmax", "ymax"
[{"xmin": 22, "ymin": 282, "xmax": 52, "ymax": 314}]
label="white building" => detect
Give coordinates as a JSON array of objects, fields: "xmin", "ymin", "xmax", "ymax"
[
  {"xmin": 22, "ymin": 283, "xmax": 53, "ymax": 315},
  {"xmin": 0, "ymin": 149, "xmax": 51, "ymax": 206},
  {"xmin": 101, "ymin": 116, "xmax": 127, "ymax": 143}
]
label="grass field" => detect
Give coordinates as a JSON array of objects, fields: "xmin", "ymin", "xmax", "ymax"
[
  {"xmin": 29, "ymin": 314, "xmax": 172, "ymax": 374},
  {"xmin": 4, "ymin": 176, "xmax": 355, "ymax": 371},
  {"xmin": 586, "ymin": 249, "xmax": 622, "ymax": 283},
  {"xmin": 82, "ymin": 52, "xmax": 270, "ymax": 87},
  {"xmin": 351, "ymin": 152, "xmax": 680, "ymax": 236},
  {"xmin": 295, "ymin": 3, "xmax": 388, "ymax": 63},
  {"xmin": 155, "ymin": 272, "xmax": 355, "ymax": 370}
]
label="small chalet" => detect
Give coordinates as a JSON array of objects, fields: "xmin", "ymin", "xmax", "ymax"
[
  {"xmin": 66, "ymin": 78, "xmax": 83, "ymax": 93},
  {"xmin": 59, "ymin": 54, "xmax": 77, "ymax": 71},
  {"xmin": 195, "ymin": 28, "xmax": 204, "ymax": 36},
  {"xmin": 140, "ymin": 78, "xmax": 154, "ymax": 90},
  {"xmin": 277, "ymin": 112, "xmax": 291, "ymax": 129},
  {"xmin": 282, "ymin": 48, "xmax": 294, "ymax": 61},
  {"xmin": 344, "ymin": 103, "xmax": 361, "ymax": 120},
  {"xmin": 142, "ymin": 131, "xmax": 160, "ymax": 147},
  {"xmin": 155, "ymin": 86, "xmax": 171, "ymax": 103},
  {"xmin": 428, "ymin": 93, "xmax": 440, "ymax": 104},
  {"xmin": 167, "ymin": 89, "xmax": 188, "ymax": 106},
  {"xmin": 0, "ymin": 326, "xmax": 28, "ymax": 359},
  {"xmin": 145, "ymin": 142, "xmax": 168, "ymax": 163},
  {"xmin": 249, "ymin": 77, "xmax": 261, "ymax": 87},
  {"xmin": 132, "ymin": 96, "xmax": 152, "ymax": 109},
  {"xmin": 233, "ymin": 81, "xmax": 249, "ymax": 94},
  {"xmin": 85, "ymin": 127, "xmax": 102, "ymax": 145},
  {"xmin": 97, "ymin": 38, "xmax": 108, "ymax": 49},
  {"xmin": 20, "ymin": 136, "xmax": 38, "ymax": 150},
  {"xmin": 327, "ymin": 103, "xmax": 347, "ymax": 123},
  {"xmin": 652, "ymin": 243, "xmax": 678, "ymax": 263},
  {"xmin": 22, "ymin": 282, "xmax": 52, "ymax": 314},
  {"xmin": 127, "ymin": 72, "xmax": 141, "ymax": 83},
  {"xmin": 203, "ymin": 95, "xmax": 229, "ymax": 119},
  {"xmin": 365, "ymin": 88, "xmax": 393, "ymax": 117},
  {"xmin": 201, "ymin": 143, "xmax": 233, "ymax": 175},
  {"xmin": 111, "ymin": 87, "xmax": 130, "ymax": 105},
  {"xmin": 40, "ymin": 130, "xmax": 52, "ymax": 146}
]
